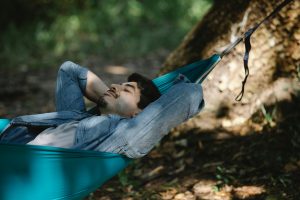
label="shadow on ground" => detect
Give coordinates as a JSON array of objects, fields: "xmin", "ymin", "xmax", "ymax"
[{"xmin": 92, "ymin": 96, "xmax": 300, "ymax": 200}]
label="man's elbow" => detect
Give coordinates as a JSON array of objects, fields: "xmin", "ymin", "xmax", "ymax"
[
  {"xmin": 179, "ymin": 83, "xmax": 205, "ymax": 118},
  {"xmin": 59, "ymin": 61, "xmax": 77, "ymax": 72}
]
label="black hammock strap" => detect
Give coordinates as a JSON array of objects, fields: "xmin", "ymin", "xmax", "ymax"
[{"xmin": 220, "ymin": 0, "xmax": 294, "ymax": 101}]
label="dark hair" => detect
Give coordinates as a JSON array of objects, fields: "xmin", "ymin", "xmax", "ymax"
[{"xmin": 128, "ymin": 73, "xmax": 161, "ymax": 109}]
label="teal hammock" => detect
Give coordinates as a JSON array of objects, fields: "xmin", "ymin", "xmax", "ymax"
[{"xmin": 0, "ymin": 54, "xmax": 221, "ymax": 200}]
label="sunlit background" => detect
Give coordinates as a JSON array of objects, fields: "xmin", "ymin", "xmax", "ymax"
[{"xmin": 1, "ymin": 0, "xmax": 212, "ymax": 69}]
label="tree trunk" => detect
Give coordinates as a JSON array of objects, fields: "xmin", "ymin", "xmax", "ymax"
[{"xmin": 162, "ymin": 0, "xmax": 300, "ymax": 133}]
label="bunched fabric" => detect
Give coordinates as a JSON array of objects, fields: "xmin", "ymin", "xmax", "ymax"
[{"xmin": 0, "ymin": 143, "xmax": 131, "ymax": 200}]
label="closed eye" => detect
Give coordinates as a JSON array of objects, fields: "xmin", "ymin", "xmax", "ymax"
[
  {"xmin": 124, "ymin": 84, "xmax": 135, "ymax": 94},
  {"xmin": 124, "ymin": 88, "xmax": 131, "ymax": 93}
]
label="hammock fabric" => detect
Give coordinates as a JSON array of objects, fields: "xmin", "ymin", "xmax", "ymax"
[
  {"xmin": 0, "ymin": 0, "xmax": 293, "ymax": 199},
  {"xmin": 0, "ymin": 54, "xmax": 221, "ymax": 200}
]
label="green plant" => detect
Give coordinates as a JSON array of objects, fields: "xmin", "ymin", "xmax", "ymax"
[
  {"xmin": 213, "ymin": 165, "xmax": 236, "ymax": 192},
  {"xmin": 118, "ymin": 170, "xmax": 130, "ymax": 187},
  {"xmin": 260, "ymin": 104, "xmax": 277, "ymax": 127},
  {"xmin": 117, "ymin": 162, "xmax": 140, "ymax": 187}
]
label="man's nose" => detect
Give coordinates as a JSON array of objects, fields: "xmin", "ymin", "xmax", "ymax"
[{"xmin": 110, "ymin": 84, "xmax": 123, "ymax": 92}]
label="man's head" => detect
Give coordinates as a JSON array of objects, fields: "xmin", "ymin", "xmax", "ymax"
[{"xmin": 101, "ymin": 73, "xmax": 161, "ymax": 117}]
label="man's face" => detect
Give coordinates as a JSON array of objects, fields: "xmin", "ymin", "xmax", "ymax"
[{"xmin": 103, "ymin": 82, "xmax": 142, "ymax": 117}]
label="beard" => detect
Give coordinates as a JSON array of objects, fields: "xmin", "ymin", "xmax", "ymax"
[{"xmin": 97, "ymin": 96, "xmax": 108, "ymax": 108}]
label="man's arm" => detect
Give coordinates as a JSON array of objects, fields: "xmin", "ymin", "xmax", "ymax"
[
  {"xmin": 55, "ymin": 61, "xmax": 109, "ymax": 112},
  {"xmin": 85, "ymin": 71, "xmax": 109, "ymax": 103},
  {"xmin": 99, "ymin": 82, "xmax": 204, "ymax": 158}
]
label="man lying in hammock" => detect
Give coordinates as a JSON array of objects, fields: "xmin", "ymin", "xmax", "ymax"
[{"xmin": 0, "ymin": 61, "xmax": 204, "ymax": 158}]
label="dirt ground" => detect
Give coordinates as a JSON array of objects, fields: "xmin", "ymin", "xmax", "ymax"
[
  {"xmin": 89, "ymin": 96, "xmax": 300, "ymax": 200},
  {"xmin": 0, "ymin": 54, "xmax": 299, "ymax": 200}
]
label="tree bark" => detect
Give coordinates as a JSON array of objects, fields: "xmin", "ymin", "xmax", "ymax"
[{"xmin": 162, "ymin": 0, "xmax": 300, "ymax": 133}]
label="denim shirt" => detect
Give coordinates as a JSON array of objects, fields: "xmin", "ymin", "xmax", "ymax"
[
  {"xmin": 1, "ymin": 75, "xmax": 204, "ymax": 158},
  {"xmin": 73, "ymin": 75, "xmax": 205, "ymax": 158}
]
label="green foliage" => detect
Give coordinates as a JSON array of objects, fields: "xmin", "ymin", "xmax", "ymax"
[
  {"xmin": 0, "ymin": 0, "xmax": 212, "ymax": 69},
  {"xmin": 260, "ymin": 104, "xmax": 277, "ymax": 127},
  {"xmin": 117, "ymin": 160, "xmax": 141, "ymax": 187},
  {"xmin": 213, "ymin": 165, "xmax": 236, "ymax": 191},
  {"xmin": 117, "ymin": 170, "xmax": 130, "ymax": 187},
  {"xmin": 117, "ymin": 169, "xmax": 140, "ymax": 188}
]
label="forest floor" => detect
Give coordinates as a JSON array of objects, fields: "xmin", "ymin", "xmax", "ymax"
[{"xmin": 0, "ymin": 55, "xmax": 299, "ymax": 200}]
